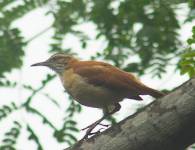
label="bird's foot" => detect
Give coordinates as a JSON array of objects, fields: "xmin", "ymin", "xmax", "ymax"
[
  {"xmin": 81, "ymin": 121, "xmax": 110, "ymax": 140},
  {"xmin": 81, "ymin": 123, "xmax": 109, "ymax": 131},
  {"xmin": 81, "ymin": 127, "xmax": 105, "ymax": 141}
]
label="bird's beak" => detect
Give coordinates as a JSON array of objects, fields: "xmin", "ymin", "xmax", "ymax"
[{"xmin": 31, "ymin": 61, "xmax": 50, "ymax": 67}]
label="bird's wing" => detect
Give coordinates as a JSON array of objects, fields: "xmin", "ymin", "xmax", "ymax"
[{"xmin": 72, "ymin": 61, "xmax": 147, "ymax": 100}]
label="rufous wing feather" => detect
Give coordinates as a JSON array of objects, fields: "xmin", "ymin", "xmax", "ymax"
[{"xmin": 72, "ymin": 61, "xmax": 164, "ymax": 100}]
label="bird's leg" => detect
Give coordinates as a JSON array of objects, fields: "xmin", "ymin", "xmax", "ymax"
[{"xmin": 81, "ymin": 103, "xmax": 121, "ymax": 140}]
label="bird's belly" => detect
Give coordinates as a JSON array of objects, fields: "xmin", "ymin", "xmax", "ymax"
[
  {"xmin": 61, "ymin": 70, "xmax": 122, "ymax": 108},
  {"xmin": 72, "ymin": 84, "xmax": 118, "ymax": 108}
]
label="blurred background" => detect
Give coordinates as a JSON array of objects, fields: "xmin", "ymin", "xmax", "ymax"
[{"xmin": 0, "ymin": 0, "xmax": 194, "ymax": 150}]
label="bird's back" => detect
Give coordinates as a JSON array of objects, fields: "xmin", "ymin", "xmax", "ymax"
[{"xmin": 70, "ymin": 60, "xmax": 164, "ymax": 100}]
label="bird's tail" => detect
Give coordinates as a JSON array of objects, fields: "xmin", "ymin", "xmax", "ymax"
[{"xmin": 143, "ymin": 86, "xmax": 165, "ymax": 98}]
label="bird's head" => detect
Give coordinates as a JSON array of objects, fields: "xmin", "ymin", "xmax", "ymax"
[{"xmin": 31, "ymin": 53, "xmax": 77, "ymax": 74}]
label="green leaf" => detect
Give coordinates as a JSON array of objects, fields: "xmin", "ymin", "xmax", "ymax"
[
  {"xmin": 0, "ymin": 102, "xmax": 18, "ymax": 122},
  {"xmin": 64, "ymin": 126, "xmax": 79, "ymax": 132},
  {"xmin": 0, "ymin": 121, "xmax": 22, "ymax": 149},
  {"xmin": 64, "ymin": 133, "xmax": 77, "ymax": 143},
  {"xmin": 27, "ymin": 125, "xmax": 43, "ymax": 150},
  {"xmin": 187, "ymin": 38, "xmax": 195, "ymax": 45}
]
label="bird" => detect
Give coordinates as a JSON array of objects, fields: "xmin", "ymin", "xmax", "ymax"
[{"xmin": 31, "ymin": 52, "xmax": 164, "ymax": 140}]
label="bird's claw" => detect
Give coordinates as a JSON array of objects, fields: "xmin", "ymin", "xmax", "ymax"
[
  {"xmin": 81, "ymin": 123, "xmax": 109, "ymax": 131},
  {"xmin": 81, "ymin": 122, "xmax": 110, "ymax": 141},
  {"xmin": 81, "ymin": 128, "xmax": 105, "ymax": 140}
]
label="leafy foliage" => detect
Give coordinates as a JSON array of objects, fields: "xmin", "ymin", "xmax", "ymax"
[
  {"xmin": 0, "ymin": 0, "xmax": 52, "ymax": 77},
  {"xmin": 22, "ymin": 75, "xmax": 81, "ymax": 146},
  {"xmin": 22, "ymin": 74, "xmax": 56, "ymax": 106},
  {"xmin": 0, "ymin": 79, "xmax": 17, "ymax": 87},
  {"xmin": 0, "ymin": 28, "xmax": 26, "ymax": 77},
  {"xmin": 27, "ymin": 124, "xmax": 43, "ymax": 150},
  {"xmin": 179, "ymin": 26, "xmax": 195, "ymax": 77},
  {"xmin": 53, "ymin": 97, "xmax": 81, "ymax": 145},
  {"xmin": 0, "ymin": 102, "xmax": 18, "ymax": 122},
  {"xmin": 0, "ymin": 121, "xmax": 22, "ymax": 150},
  {"xmin": 66, "ymin": 96, "xmax": 82, "ymax": 118},
  {"xmin": 54, "ymin": 119, "xmax": 78, "ymax": 145},
  {"xmin": 91, "ymin": 0, "xmax": 181, "ymax": 77}
]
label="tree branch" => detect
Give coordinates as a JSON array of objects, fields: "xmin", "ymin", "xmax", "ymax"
[{"xmin": 65, "ymin": 78, "xmax": 195, "ymax": 150}]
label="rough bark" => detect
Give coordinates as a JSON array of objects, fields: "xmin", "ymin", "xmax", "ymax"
[{"xmin": 65, "ymin": 79, "xmax": 195, "ymax": 150}]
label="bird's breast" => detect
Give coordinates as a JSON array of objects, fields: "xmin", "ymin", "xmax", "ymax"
[{"xmin": 59, "ymin": 69, "xmax": 122, "ymax": 108}]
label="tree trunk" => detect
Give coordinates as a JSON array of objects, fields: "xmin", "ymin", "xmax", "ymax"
[{"xmin": 65, "ymin": 78, "xmax": 195, "ymax": 150}]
